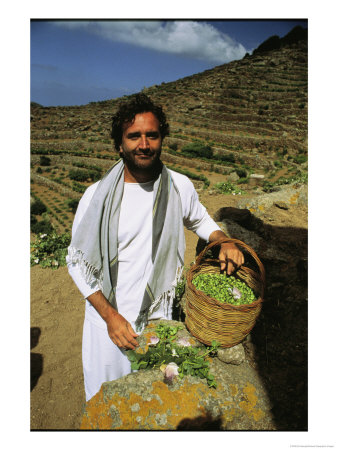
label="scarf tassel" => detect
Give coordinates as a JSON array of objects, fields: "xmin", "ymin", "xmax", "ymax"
[{"xmin": 68, "ymin": 246, "xmax": 103, "ymax": 291}]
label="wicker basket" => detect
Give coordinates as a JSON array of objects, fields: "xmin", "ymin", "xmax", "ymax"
[{"xmin": 185, "ymin": 237, "xmax": 265, "ymax": 348}]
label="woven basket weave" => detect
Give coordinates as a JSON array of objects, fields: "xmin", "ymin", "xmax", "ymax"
[{"xmin": 185, "ymin": 237, "xmax": 265, "ymax": 348}]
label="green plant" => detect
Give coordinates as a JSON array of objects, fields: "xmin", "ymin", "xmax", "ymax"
[
  {"xmin": 31, "ymin": 219, "xmax": 54, "ymax": 235},
  {"xmin": 69, "ymin": 169, "xmax": 90, "ymax": 182},
  {"xmin": 31, "ymin": 199, "xmax": 47, "ymax": 216},
  {"xmin": 67, "ymin": 198, "xmax": 80, "ymax": 214},
  {"xmin": 214, "ymin": 181, "xmax": 245, "ymax": 195},
  {"xmin": 126, "ymin": 324, "xmax": 220, "ymax": 388},
  {"xmin": 168, "ymin": 142, "xmax": 178, "ymax": 151},
  {"xmin": 30, "ymin": 230, "xmax": 71, "ymax": 268},
  {"xmin": 181, "ymin": 142, "xmax": 213, "ymax": 159},
  {"xmin": 293, "ymin": 154, "xmax": 307, "ymax": 164},
  {"xmin": 192, "ymin": 273, "xmax": 256, "ymax": 305},
  {"xmin": 40, "ymin": 155, "xmax": 51, "ymax": 166}
]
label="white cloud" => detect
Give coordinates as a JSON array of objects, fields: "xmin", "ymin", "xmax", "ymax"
[{"xmin": 53, "ymin": 20, "xmax": 247, "ymax": 64}]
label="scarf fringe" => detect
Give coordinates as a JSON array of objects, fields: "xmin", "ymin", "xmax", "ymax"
[
  {"xmin": 68, "ymin": 246, "xmax": 103, "ymax": 291},
  {"xmin": 136, "ymin": 265, "xmax": 184, "ymax": 333}
]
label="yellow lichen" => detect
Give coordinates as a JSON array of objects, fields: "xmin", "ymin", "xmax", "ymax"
[
  {"xmin": 238, "ymin": 382, "xmax": 264, "ymax": 421},
  {"xmin": 81, "ymin": 380, "xmax": 265, "ymax": 430},
  {"xmin": 230, "ymin": 384, "xmax": 238, "ymax": 397},
  {"xmin": 81, "ymin": 380, "xmax": 220, "ymax": 430},
  {"xmin": 290, "ymin": 192, "xmax": 300, "ymax": 204}
]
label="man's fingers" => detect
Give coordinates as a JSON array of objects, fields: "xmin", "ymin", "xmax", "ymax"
[
  {"xmin": 219, "ymin": 249, "xmax": 244, "ymax": 275},
  {"xmin": 127, "ymin": 322, "xmax": 139, "ymax": 338}
]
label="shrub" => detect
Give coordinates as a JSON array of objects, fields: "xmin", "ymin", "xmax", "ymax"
[
  {"xmin": 31, "ymin": 199, "xmax": 47, "ymax": 216},
  {"xmin": 235, "ymin": 168, "xmax": 247, "ymax": 178},
  {"xmin": 31, "ymin": 219, "xmax": 54, "ymax": 235},
  {"xmin": 293, "ymin": 155, "xmax": 307, "ymax": 164},
  {"xmin": 69, "ymin": 169, "xmax": 90, "ymax": 182},
  {"xmin": 30, "ymin": 230, "xmax": 71, "ymax": 268},
  {"xmin": 168, "ymin": 142, "xmax": 178, "ymax": 151},
  {"xmin": 214, "ymin": 182, "xmax": 245, "ymax": 195},
  {"xmin": 181, "ymin": 142, "xmax": 213, "ymax": 159},
  {"xmin": 40, "ymin": 156, "xmax": 51, "ymax": 166},
  {"xmin": 216, "ymin": 153, "xmax": 236, "ymax": 164},
  {"xmin": 67, "ymin": 198, "xmax": 80, "ymax": 214}
]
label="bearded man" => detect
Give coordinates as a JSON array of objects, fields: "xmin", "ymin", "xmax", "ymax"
[{"xmin": 67, "ymin": 93, "xmax": 244, "ymax": 401}]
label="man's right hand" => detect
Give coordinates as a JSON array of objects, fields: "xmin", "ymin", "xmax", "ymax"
[
  {"xmin": 106, "ymin": 311, "xmax": 139, "ymax": 350},
  {"xmin": 87, "ymin": 290, "xmax": 139, "ymax": 350}
]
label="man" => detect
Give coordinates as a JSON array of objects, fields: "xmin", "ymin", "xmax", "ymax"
[{"xmin": 67, "ymin": 94, "xmax": 244, "ymax": 401}]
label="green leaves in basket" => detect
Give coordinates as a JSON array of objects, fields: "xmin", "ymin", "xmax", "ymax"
[
  {"xmin": 126, "ymin": 324, "xmax": 220, "ymax": 388},
  {"xmin": 192, "ymin": 273, "xmax": 257, "ymax": 305}
]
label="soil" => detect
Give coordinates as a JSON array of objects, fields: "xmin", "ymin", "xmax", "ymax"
[{"xmin": 30, "ymin": 189, "xmax": 307, "ymax": 430}]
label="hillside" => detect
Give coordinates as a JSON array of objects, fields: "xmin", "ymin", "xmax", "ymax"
[{"xmin": 30, "ymin": 34, "xmax": 307, "ymax": 235}]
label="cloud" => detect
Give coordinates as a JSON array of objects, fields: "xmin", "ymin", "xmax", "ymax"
[{"xmin": 53, "ymin": 20, "xmax": 247, "ymax": 64}]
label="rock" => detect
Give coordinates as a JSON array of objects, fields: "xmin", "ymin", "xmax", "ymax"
[
  {"xmin": 217, "ymin": 344, "xmax": 246, "ymax": 365},
  {"xmin": 273, "ymin": 201, "xmax": 289, "ymax": 210},
  {"xmin": 227, "ymin": 172, "xmax": 240, "ymax": 182},
  {"xmin": 250, "ymin": 174, "xmax": 265, "ymax": 180},
  {"xmin": 80, "ymin": 321, "xmax": 275, "ymax": 430},
  {"xmin": 236, "ymin": 184, "xmax": 307, "ymax": 215}
]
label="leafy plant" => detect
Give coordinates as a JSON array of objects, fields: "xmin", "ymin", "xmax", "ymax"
[
  {"xmin": 31, "ymin": 199, "xmax": 47, "ymax": 216},
  {"xmin": 192, "ymin": 273, "xmax": 256, "ymax": 306},
  {"xmin": 67, "ymin": 198, "xmax": 80, "ymax": 214},
  {"xmin": 214, "ymin": 181, "xmax": 245, "ymax": 195},
  {"xmin": 126, "ymin": 324, "xmax": 220, "ymax": 388},
  {"xmin": 31, "ymin": 219, "xmax": 54, "ymax": 235},
  {"xmin": 181, "ymin": 141, "xmax": 213, "ymax": 159},
  {"xmin": 40, "ymin": 155, "xmax": 51, "ymax": 166},
  {"xmin": 30, "ymin": 230, "xmax": 71, "ymax": 268}
]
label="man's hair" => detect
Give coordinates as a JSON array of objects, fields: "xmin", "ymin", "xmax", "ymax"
[{"xmin": 111, "ymin": 93, "xmax": 170, "ymax": 151}]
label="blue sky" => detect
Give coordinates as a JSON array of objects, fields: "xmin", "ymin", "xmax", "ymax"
[{"xmin": 31, "ymin": 19, "xmax": 307, "ymax": 107}]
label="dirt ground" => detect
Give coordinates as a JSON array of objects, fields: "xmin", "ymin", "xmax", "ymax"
[{"xmin": 30, "ymin": 190, "xmax": 307, "ymax": 430}]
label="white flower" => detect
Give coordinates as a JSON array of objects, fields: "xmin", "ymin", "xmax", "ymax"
[
  {"xmin": 176, "ymin": 337, "xmax": 191, "ymax": 347},
  {"xmin": 228, "ymin": 287, "xmax": 242, "ymax": 299},
  {"xmin": 171, "ymin": 348, "xmax": 178, "ymax": 357},
  {"xmin": 148, "ymin": 336, "xmax": 159, "ymax": 346},
  {"xmin": 34, "ymin": 258, "xmax": 39, "ymax": 264},
  {"xmin": 164, "ymin": 362, "xmax": 179, "ymax": 382},
  {"xmin": 40, "ymin": 234, "xmax": 47, "ymax": 238}
]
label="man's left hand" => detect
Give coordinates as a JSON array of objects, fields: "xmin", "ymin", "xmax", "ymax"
[
  {"xmin": 218, "ymin": 242, "xmax": 244, "ymax": 275},
  {"xmin": 208, "ymin": 230, "xmax": 244, "ymax": 275}
]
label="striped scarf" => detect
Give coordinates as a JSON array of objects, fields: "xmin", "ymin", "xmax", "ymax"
[{"xmin": 68, "ymin": 159, "xmax": 185, "ymax": 332}]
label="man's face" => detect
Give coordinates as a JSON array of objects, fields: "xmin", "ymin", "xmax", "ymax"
[{"xmin": 119, "ymin": 112, "xmax": 162, "ymax": 173}]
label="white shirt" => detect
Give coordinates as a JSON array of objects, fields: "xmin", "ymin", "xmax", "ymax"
[{"xmin": 67, "ymin": 169, "xmax": 220, "ymax": 328}]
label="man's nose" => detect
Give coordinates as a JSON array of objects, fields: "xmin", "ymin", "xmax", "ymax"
[{"xmin": 139, "ymin": 135, "xmax": 150, "ymax": 149}]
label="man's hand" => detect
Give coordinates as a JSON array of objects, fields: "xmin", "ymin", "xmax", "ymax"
[
  {"xmin": 87, "ymin": 290, "xmax": 139, "ymax": 350},
  {"xmin": 208, "ymin": 230, "xmax": 244, "ymax": 275},
  {"xmin": 106, "ymin": 311, "xmax": 139, "ymax": 350},
  {"xmin": 218, "ymin": 242, "xmax": 244, "ymax": 275}
]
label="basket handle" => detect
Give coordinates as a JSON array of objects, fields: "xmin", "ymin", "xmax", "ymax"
[{"xmin": 195, "ymin": 237, "xmax": 266, "ymax": 287}]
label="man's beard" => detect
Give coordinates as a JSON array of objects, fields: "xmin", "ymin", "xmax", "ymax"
[{"xmin": 120, "ymin": 149, "xmax": 162, "ymax": 175}]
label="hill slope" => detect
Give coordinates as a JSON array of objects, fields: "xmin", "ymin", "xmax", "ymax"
[{"xmin": 30, "ymin": 38, "xmax": 307, "ymax": 234}]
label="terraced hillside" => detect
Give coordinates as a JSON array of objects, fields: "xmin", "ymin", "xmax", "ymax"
[{"xmin": 30, "ymin": 38, "xmax": 307, "ymax": 235}]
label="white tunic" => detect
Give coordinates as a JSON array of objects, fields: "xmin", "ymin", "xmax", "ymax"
[{"xmin": 67, "ymin": 169, "xmax": 220, "ymax": 400}]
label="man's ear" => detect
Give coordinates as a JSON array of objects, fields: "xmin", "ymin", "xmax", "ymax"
[{"xmin": 119, "ymin": 145, "xmax": 124, "ymax": 156}]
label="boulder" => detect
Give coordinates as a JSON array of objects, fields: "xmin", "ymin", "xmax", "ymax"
[{"xmin": 80, "ymin": 320, "xmax": 275, "ymax": 430}]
